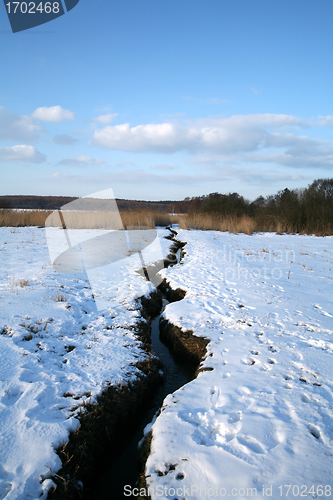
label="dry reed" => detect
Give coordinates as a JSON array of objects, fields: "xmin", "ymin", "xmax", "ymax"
[
  {"xmin": 0, "ymin": 210, "xmax": 51, "ymax": 227},
  {"xmin": 178, "ymin": 214, "xmax": 257, "ymax": 234},
  {"xmin": 178, "ymin": 213, "xmax": 333, "ymax": 236},
  {"xmin": 0, "ymin": 209, "xmax": 172, "ymax": 230},
  {"xmin": 1, "ymin": 209, "xmax": 331, "ymax": 235}
]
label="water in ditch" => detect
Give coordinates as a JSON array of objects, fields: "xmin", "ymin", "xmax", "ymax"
[{"xmin": 89, "ymin": 299, "xmax": 193, "ymax": 499}]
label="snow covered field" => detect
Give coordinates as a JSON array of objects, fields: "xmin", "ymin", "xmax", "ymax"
[
  {"xmin": 1, "ymin": 226, "xmax": 332, "ymax": 500},
  {"xmin": 0, "ymin": 225, "xmax": 171, "ymax": 500},
  {"xmin": 144, "ymin": 229, "xmax": 333, "ymax": 500}
]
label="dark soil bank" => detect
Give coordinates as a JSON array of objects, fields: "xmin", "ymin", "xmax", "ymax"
[{"xmin": 89, "ymin": 305, "xmax": 194, "ymax": 499}]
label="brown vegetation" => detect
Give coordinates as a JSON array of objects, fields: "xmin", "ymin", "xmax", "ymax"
[
  {"xmin": 0, "ymin": 209, "xmax": 51, "ymax": 227},
  {"xmin": 178, "ymin": 213, "xmax": 257, "ymax": 234},
  {"xmin": 177, "ymin": 212, "xmax": 332, "ymax": 235},
  {"xmin": 120, "ymin": 210, "xmax": 171, "ymax": 229},
  {"xmin": 0, "ymin": 209, "xmax": 172, "ymax": 229}
]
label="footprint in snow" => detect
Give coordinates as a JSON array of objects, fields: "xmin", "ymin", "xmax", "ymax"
[
  {"xmin": 242, "ymin": 358, "xmax": 256, "ymax": 365},
  {"xmin": 260, "ymin": 364, "xmax": 272, "ymax": 371},
  {"xmin": 19, "ymin": 369, "xmax": 42, "ymax": 384},
  {"xmin": 301, "ymin": 393, "xmax": 311, "ymax": 403},
  {"xmin": 0, "ymin": 386, "xmax": 23, "ymax": 406},
  {"xmin": 307, "ymin": 424, "xmax": 321, "ymax": 440},
  {"xmin": 230, "ymin": 411, "xmax": 242, "ymax": 423},
  {"xmin": 237, "ymin": 434, "xmax": 266, "ymax": 454}
]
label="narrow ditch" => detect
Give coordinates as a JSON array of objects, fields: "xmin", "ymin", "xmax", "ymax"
[
  {"xmin": 87, "ymin": 229, "xmax": 196, "ymax": 499},
  {"xmin": 89, "ymin": 296, "xmax": 194, "ymax": 499},
  {"xmin": 47, "ymin": 228, "xmax": 207, "ymax": 500}
]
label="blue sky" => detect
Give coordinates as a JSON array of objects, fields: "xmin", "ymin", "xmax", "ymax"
[{"xmin": 1, "ymin": 0, "xmax": 333, "ymax": 201}]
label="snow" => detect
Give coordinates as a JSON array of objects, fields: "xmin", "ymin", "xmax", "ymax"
[
  {"xmin": 145, "ymin": 229, "xmax": 333, "ymax": 499},
  {"xmin": 1, "ymin": 225, "xmax": 332, "ymax": 500},
  {"xmin": 0, "ymin": 226, "xmax": 171, "ymax": 500}
]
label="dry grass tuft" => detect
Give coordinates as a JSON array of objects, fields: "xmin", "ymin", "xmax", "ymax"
[
  {"xmin": 54, "ymin": 293, "xmax": 68, "ymax": 302},
  {"xmin": 6, "ymin": 275, "xmax": 29, "ymax": 291}
]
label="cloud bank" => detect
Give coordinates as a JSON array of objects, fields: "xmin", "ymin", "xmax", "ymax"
[
  {"xmin": 90, "ymin": 114, "xmax": 333, "ymax": 170},
  {"xmin": 91, "ymin": 114, "xmax": 308, "ymax": 153}
]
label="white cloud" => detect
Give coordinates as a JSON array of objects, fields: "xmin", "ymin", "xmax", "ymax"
[
  {"xmin": 32, "ymin": 106, "xmax": 74, "ymax": 122},
  {"xmin": 91, "ymin": 121, "xmax": 264, "ymax": 154},
  {"xmin": 92, "ymin": 113, "xmax": 118, "ymax": 124},
  {"xmin": 57, "ymin": 155, "xmax": 105, "ymax": 167},
  {"xmin": 91, "ymin": 114, "xmax": 309, "ymax": 155},
  {"xmin": 0, "ymin": 106, "xmax": 41, "ymax": 142},
  {"xmin": 90, "ymin": 114, "xmax": 333, "ymax": 171},
  {"xmin": 0, "ymin": 145, "xmax": 46, "ymax": 163}
]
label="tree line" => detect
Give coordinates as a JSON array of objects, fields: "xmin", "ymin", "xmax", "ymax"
[{"xmin": 176, "ymin": 178, "xmax": 333, "ymax": 234}]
